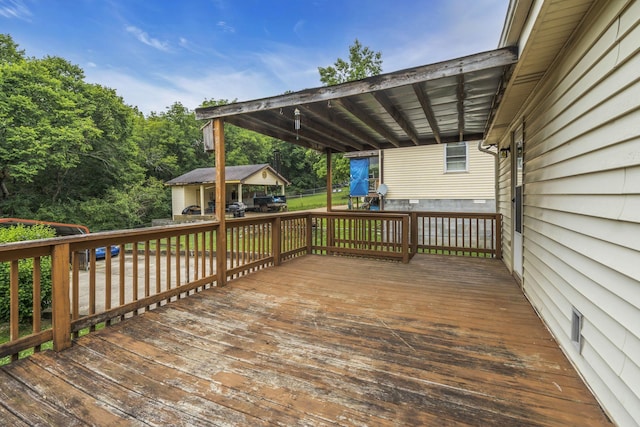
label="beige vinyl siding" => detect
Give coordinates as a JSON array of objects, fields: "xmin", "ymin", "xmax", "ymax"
[
  {"xmin": 497, "ymin": 155, "xmax": 512, "ymax": 273},
  {"xmin": 383, "ymin": 144, "xmax": 494, "ymax": 199},
  {"xmin": 243, "ymin": 168, "xmax": 283, "ymax": 186},
  {"xmin": 171, "ymin": 187, "xmax": 186, "ymax": 217},
  {"xmin": 497, "ymin": 1, "xmax": 640, "ymax": 425}
]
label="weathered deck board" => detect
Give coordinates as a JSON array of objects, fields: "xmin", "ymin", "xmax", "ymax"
[{"xmin": 0, "ymin": 254, "xmax": 611, "ymax": 426}]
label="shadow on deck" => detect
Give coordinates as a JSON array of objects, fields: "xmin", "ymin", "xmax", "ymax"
[{"xmin": 0, "ymin": 254, "xmax": 610, "ymax": 426}]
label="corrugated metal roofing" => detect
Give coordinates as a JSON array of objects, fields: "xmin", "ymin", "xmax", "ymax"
[{"xmin": 195, "ymin": 47, "xmax": 518, "ymax": 152}]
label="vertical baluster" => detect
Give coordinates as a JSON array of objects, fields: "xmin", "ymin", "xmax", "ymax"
[
  {"xmin": 10, "ymin": 260, "xmax": 19, "ymax": 360},
  {"xmin": 132, "ymin": 243, "xmax": 138, "ymax": 312},
  {"xmin": 32, "ymin": 257, "xmax": 42, "ymax": 352},
  {"xmin": 89, "ymin": 248, "xmax": 96, "ymax": 329},
  {"xmin": 176, "ymin": 236, "xmax": 181, "ymax": 299},
  {"xmin": 119, "ymin": 244, "xmax": 126, "ymax": 320},
  {"xmin": 105, "ymin": 247, "xmax": 112, "ymax": 325},
  {"xmin": 144, "ymin": 241, "xmax": 151, "ymax": 310}
]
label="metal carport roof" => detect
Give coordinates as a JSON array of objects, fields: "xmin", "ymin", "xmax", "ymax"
[{"xmin": 195, "ymin": 47, "xmax": 518, "ymax": 152}]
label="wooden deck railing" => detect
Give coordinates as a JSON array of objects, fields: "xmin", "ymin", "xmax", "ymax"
[
  {"xmin": 1, "ymin": 210, "xmax": 500, "ymax": 364},
  {"xmin": 310, "ymin": 212, "xmax": 410, "ymax": 263},
  {"xmin": 412, "ymin": 211, "xmax": 502, "ymax": 258}
]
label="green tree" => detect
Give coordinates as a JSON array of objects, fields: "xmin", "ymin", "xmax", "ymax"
[
  {"xmin": 0, "ymin": 33, "xmax": 24, "ymax": 64},
  {"xmin": 0, "ymin": 224, "xmax": 55, "ymax": 323},
  {"xmin": 318, "ymin": 39, "xmax": 383, "ymax": 86},
  {"xmin": 134, "ymin": 102, "xmax": 209, "ymax": 181},
  {"xmin": 316, "ymin": 39, "xmax": 383, "ymax": 185}
]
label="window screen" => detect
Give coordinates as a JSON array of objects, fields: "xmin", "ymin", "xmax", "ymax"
[{"xmin": 445, "ymin": 142, "xmax": 467, "ymax": 172}]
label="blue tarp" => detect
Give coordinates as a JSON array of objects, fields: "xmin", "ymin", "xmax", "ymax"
[{"xmin": 349, "ymin": 158, "xmax": 369, "ymax": 197}]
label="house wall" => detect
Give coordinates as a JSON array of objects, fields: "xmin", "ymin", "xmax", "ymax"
[
  {"xmin": 242, "ymin": 168, "xmax": 285, "ymax": 187},
  {"xmin": 170, "ymin": 185, "xmax": 213, "ymax": 218},
  {"xmin": 497, "ymin": 1, "xmax": 640, "ymax": 425},
  {"xmin": 382, "ymin": 143, "xmax": 495, "ymax": 212},
  {"xmin": 497, "ymin": 148, "xmax": 513, "ymax": 274},
  {"xmin": 170, "ymin": 187, "xmax": 187, "ymax": 217}
]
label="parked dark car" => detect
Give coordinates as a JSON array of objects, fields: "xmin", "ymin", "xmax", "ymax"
[
  {"xmin": 182, "ymin": 202, "xmax": 245, "ymax": 217},
  {"xmin": 96, "ymin": 245, "xmax": 120, "ymax": 260},
  {"xmin": 253, "ymin": 195, "xmax": 287, "ymax": 212},
  {"xmin": 226, "ymin": 201, "xmax": 246, "ymax": 217},
  {"xmin": 182, "ymin": 205, "xmax": 202, "ymax": 215}
]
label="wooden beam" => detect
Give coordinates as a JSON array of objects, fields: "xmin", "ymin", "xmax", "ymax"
[
  {"xmin": 457, "ymin": 74, "xmax": 465, "ymax": 141},
  {"xmin": 334, "ymin": 98, "xmax": 401, "ymax": 148},
  {"xmin": 371, "ymin": 91, "xmax": 420, "ymax": 145},
  {"xmin": 195, "ymin": 47, "xmax": 518, "ymax": 120},
  {"xmin": 293, "ymin": 112, "xmax": 364, "ymax": 151},
  {"xmin": 326, "ymin": 149, "xmax": 333, "ymax": 212},
  {"xmin": 301, "ymin": 103, "xmax": 381, "ymax": 150},
  {"xmin": 412, "ymin": 83, "xmax": 442, "ymax": 144},
  {"xmin": 214, "ymin": 119, "xmax": 227, "ymax": 287},
  {"xmin": 228, "ymin": 113, "xmax": 346, "ymax": 153}
]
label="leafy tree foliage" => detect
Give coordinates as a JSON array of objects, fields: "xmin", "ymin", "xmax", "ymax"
[
  {"xmin": 0, "ymin": 224, "xmax": 55, "ymax": 323},
  {"xmin": 0, "ymin": 34, "xmax": 381, "ymax": 231},
  {"xmin": 318, "ymin": 39, "xmax": 383, "ymax": 86},
  {"xmin": 316, "ymin": 39, "xmax": 383, "ymax": 185}
]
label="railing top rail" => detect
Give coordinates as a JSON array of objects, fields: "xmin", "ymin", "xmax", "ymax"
[
  {"xmin": 385, "ymin": 210, "xmax": 500, "ymax": 219},
  {"xmin": 0, "ymin": 220, "xmax": 221, "ymax": 256},
  {"xmin": 311, "ymin": 211, "xmax": 410, "ymax": 219}
]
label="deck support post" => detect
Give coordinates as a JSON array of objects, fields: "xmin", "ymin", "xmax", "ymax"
[
  {"xmin": 326, "ymin": 148, "xmax": 332, "ymax": 212},
  {"xmin": 214, "ymin": 119, "xmax": 227, "ymax": 286},
  {"xmin": 51, "ymin": 243, "xmax": 71, "ymax": 351}
]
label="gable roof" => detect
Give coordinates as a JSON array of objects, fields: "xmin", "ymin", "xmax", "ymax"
[
  {"xmin": 195, "ymin": 48, "xmax": 518, "ymax": 153},
  {"xmin": 165, "ymin": 164, "xmax": 290, "ymax": 186}
]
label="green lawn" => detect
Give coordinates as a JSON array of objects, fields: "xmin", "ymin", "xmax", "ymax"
[{"xmin": 287, "ymin": 190, "xmax": 349, "ymax": 211}]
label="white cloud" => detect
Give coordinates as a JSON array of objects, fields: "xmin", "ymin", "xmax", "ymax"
[
  {"xmin": 84, "ymin": 65, "xmax": 288, "ymax": 115},
  {"xmin": 217, "ymin": 21, "xmax": 235, "ymax": 33},
  {"xmin": 0, "ymin": 0, "xmax": 31, "ymax": 20},
  {"xmin": 293, "ymin": 20, "xmax": 305, "ymax": 36},
  {"xmin": 126, "ymin": 25, "xmax": 170, "ymax": 51},
  {"xmin": 379, "ymin": 0, "xmax": 507, "ymax": 73}
]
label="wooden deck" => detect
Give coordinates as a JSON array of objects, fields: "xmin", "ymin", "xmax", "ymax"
[{"xmin": 0, "ymin": 254, "xmax": 610, "ymax": 426}]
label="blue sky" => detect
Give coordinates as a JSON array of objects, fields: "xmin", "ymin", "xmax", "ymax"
[{"xmin": 1, "ymin": 0, "xmax": 509, "ymax": 115}]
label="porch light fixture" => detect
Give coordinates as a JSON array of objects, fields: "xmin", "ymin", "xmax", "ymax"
[
  {"xmin": 499, "ymin": 146, "xmax": 510, "ymax": 158},
  {"xmin": 294, "ymin": 108, "xmax": 301, "ymax": 140}
]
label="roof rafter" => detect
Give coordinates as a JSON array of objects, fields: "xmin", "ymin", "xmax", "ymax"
[
  {"xmin": 295, "ymin": 107, "xmax": 365, "ymax": 151},
  {"xmin": 301, "ymin": 103, "xmax": 381, "ymax": 150},
  {"xmin": 412, "ymin": 82, "xmax": 442, "ymax": 144},
  {"xmin": 228, "ymin": 114, "xmax": 343, "ymax": 152},
  {"xmin": 371, "ymin": 91, "xmax": 420, "ymax": 145},
  {"xmin": 195, "ymin": 47, "xmax": 518, "ymax": 152},
  {"xmin": 457, "ymin": 74, "xmax": 465, "ymax": 142},
  {"xmin": 195, "ymin": 47, "xmax": 518, "ymax": 120},
  {"xmin": 334, "ymin": 98, "xmax": 401, "ymax": 148}
]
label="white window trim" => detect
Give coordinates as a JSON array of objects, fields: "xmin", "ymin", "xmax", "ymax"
[{"xmin": 444, "ymin": 141, "xmax": 468, "ymax": 173}]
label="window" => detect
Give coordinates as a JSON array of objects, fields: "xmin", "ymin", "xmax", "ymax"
[{"xmin": 445, "ymin": 141, "xmax": 468, "ymax": 172}]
